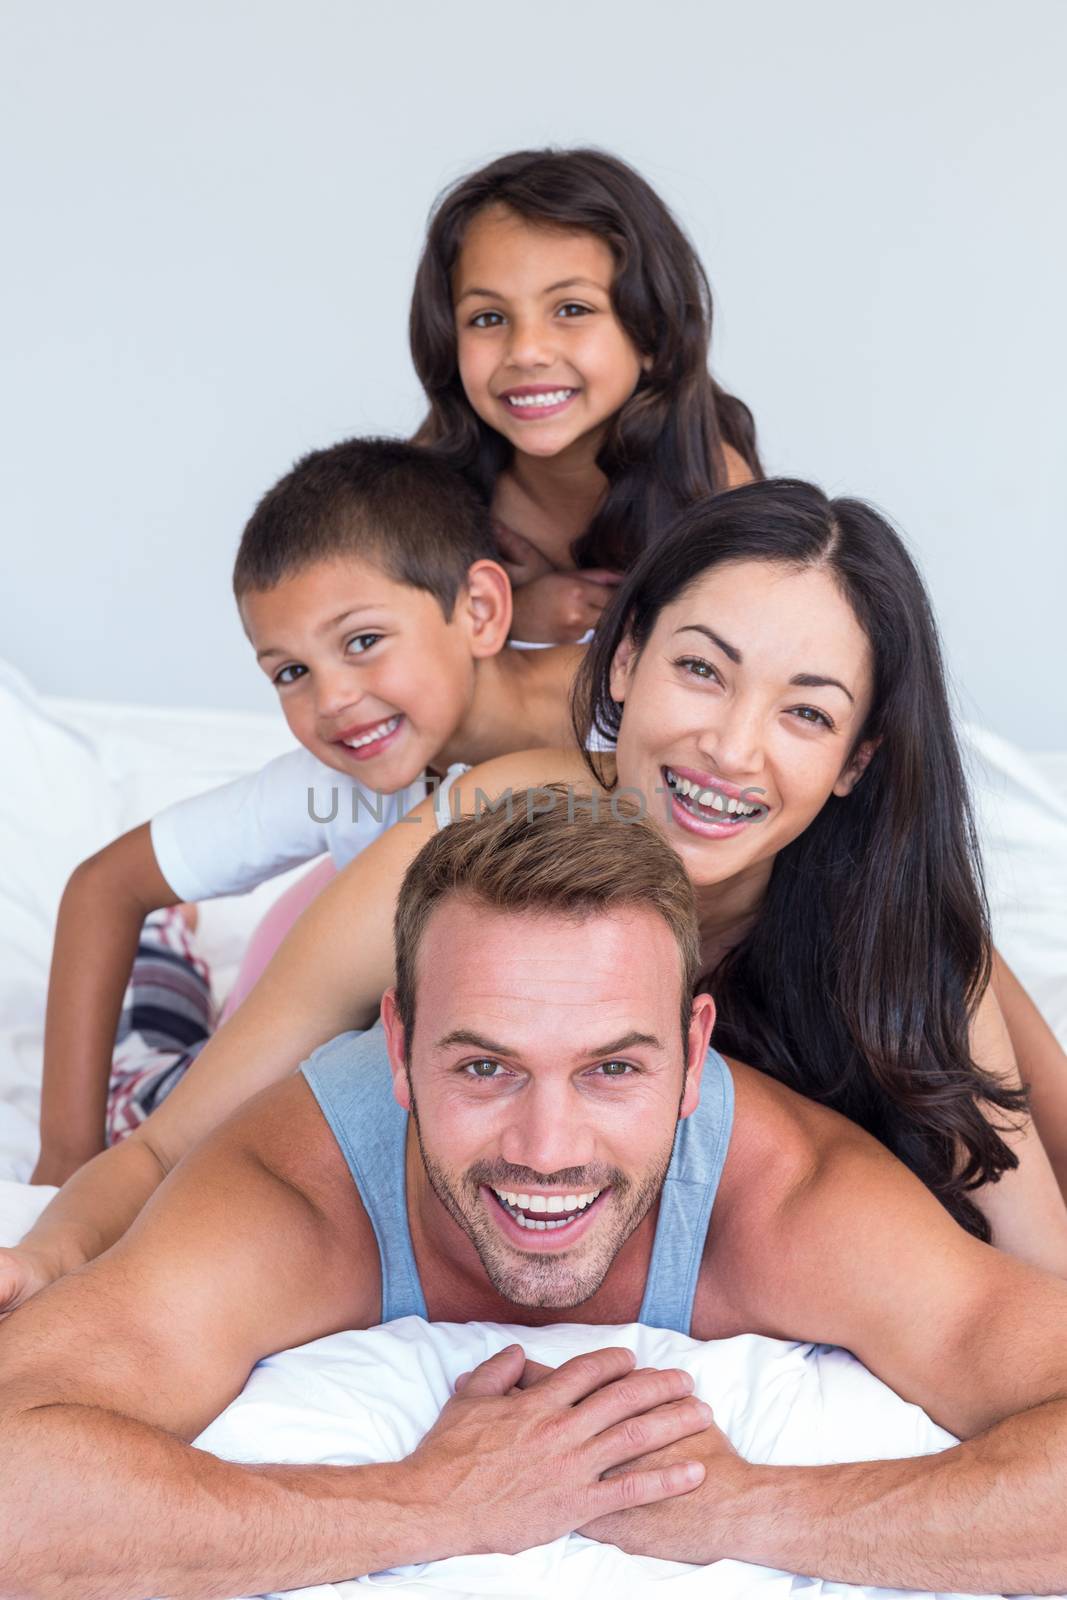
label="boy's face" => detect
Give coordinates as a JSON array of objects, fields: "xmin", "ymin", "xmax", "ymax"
[{"xmin": 241, "ymin": 556, "xmax": 481, "ymax": 792}]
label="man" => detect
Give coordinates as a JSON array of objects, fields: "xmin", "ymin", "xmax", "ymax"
[{"xmin": 3, "ymin": 793, "xmax": 1067, "ymax": 1599}]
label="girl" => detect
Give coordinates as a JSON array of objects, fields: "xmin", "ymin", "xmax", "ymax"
[
  {"xmin": 7, "ymin": 481, "xmax": 1066, "ymax": 1313},
  {"xmin": 411, "ymin": 145, "xmax": 761, "ymax": 642}
]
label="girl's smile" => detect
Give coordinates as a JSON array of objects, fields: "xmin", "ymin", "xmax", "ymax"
[{"xmin": 496, "ymin": 383, "xmax": 581, "ymax": 423}]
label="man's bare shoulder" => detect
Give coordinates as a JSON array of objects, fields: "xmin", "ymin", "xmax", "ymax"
[
  {"xmin": 695, "ymin": 1059, "xmax": 909, "ymax": 1337},
  {"xmin": 718, "ymin": 1056, "xmax": 874, "ymax": 1206},
  {"xmin": 0, "ymin": 1073, "xmax": 382, "ymax": 1443},
  {"xmin": 221, "ymin": 1072, "xmax": 381, "ymax": 1288}
]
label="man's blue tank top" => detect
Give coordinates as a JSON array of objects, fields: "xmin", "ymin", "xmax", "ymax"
[{"xmin": 301, "ymin": 1024, "xmax": 735, "ymax": 1335}]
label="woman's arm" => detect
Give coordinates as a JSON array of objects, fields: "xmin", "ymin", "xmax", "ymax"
[
  {"xmin": 4, "ymin": 751, "xmax": 587, "ymax": 1308},
  {"xmin": 991, "ymin": 949, "xmax": 1067, "ymax": 1198},
  {"xmin": 969, "ymin": 977, "xmax": 1067, "ymax": 1276}
]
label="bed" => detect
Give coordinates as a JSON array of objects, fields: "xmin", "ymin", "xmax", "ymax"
[{"xmin": 2, "ymin": 655, "xmax": 1066, "ymax": 1600}]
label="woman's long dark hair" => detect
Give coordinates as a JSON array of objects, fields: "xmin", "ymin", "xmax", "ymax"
[
  {"xmin": 410, "ymin": 147, "xmax": 763, "ymax": 573},
  {"xmin": 573, "ymin": 478, "xmax": 1025, "ymax": 1239}
]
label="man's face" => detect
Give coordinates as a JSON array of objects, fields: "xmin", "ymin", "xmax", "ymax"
[{"xmin": 382, "ymin": 899, "xmax": 713, "ymax": 1310}]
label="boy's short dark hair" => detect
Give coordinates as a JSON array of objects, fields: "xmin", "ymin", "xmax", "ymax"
[{"xmin": 232, "ymin": 437, "xmax": 497, "ymax": 616}]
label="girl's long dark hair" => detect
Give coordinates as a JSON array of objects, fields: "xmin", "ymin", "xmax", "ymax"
[
  {"xmin": 573, "ymin": 479, "xmax": 1025, "ymax": 1239},
  {"xmin": 410, "ymin": 147, "xmax": 763, "ymax": 572}
]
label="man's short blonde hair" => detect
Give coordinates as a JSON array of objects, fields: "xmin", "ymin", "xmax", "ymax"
[{"xmin": 393, "ymin": 786, "xmax": 700, "ymax": 1044}]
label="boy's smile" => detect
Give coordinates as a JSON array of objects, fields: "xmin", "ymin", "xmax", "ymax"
[
  {"xmin": 330, "ymin": 711, "xmax": 405, "ymax": 764},
  {"xmin": 241, "ymin": 555, "xmax": 483, "ymax": 794}
]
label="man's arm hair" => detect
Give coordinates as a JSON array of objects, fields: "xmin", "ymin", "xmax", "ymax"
[
  {"xmin": 709, "ymin": 1068, "xmax": 1067, "ymax": 1591},
  {"xmin": 0, "ymin": 1072, "xmax": 715, "ymax": 1600},
  {"xmin": 0, "ymin": 1075, "xmax": 386, "ymax": 1598}
]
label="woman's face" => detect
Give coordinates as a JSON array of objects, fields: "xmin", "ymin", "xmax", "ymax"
[
  {"xmin": 452, "ymin": 204, "xmax": 647, "ymax": 465},
  {"xmin": 610, "ymin": 560, "xmax": 878, "ymax": 893}
]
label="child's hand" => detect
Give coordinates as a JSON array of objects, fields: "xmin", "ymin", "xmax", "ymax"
[
  {"xmin": 492, "ymin": 520, "xmax": 557, "ymax": 590},
  {"xmin": 511, "ymin": 570, "xmax": 622, "ymax": 644}
]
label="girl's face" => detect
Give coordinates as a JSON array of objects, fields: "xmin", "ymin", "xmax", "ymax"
[
  {"xmin": 610, "ymin": 560, "xmax": 878, "ymax": 894},
  {"xmin": 453, "ymin": 204, "xmax": 647, "ymax": 464}
]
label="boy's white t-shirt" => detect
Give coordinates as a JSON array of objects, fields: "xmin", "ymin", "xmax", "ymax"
[
  {"xmin": 150, "ymin": 746, "xmax": 429, "ymax": 903},
  {"xmin": 150, "ymin": 637, "xmax": 592, "ymax": 904}
]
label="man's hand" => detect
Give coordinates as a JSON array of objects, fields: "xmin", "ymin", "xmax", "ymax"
[
  {"xmin": 511, "ymin": 571, "xmax": 622, "ymax": 643},
  {"xmin": 0, "ymin": 1244, "xmax": 59, "ymax": 1318},
  {"xmin": 403, "ymin": 1343, "xmax": 709, "ymax": 1557},
  {"xmin": 580, "ymin": 1402, "xmax": 747, "ymax": 1563}
]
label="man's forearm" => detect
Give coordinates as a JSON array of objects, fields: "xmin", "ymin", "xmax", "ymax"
[
  {"xmin": 2, "ymin": 1403, "xmax": 436, "ymax": 1600},
  {"xmin": 719, "ymin": 1398, "xmax": 1067, "ymax": 1593}
]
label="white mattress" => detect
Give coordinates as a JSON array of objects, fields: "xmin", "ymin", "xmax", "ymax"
[{"xmin": 1, "ymin": 657, "xmax": 1065, "ymax": 1600}]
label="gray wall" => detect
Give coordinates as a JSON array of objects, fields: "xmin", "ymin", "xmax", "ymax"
[{"xmin": 3, "ymin": 0, "xmax": 1065, "ymax": 746}]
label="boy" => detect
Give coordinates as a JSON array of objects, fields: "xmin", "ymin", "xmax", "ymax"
[{"xmin": 36, "ymin": 438, "xmax": 582, "ymax": 1183}]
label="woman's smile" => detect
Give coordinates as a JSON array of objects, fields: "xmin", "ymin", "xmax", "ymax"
[{"xmin": 662, "ymin": 764, "xmax": 769, "ymax": 838}]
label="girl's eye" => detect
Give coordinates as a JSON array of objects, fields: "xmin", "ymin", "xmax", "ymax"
[
  {"xmin": 347, "ymin": 633, "xmax": 382, "ymax": 655},
  {"xmin": 464, "ymin": 1059, "xmax": 506, "ymax": 1080},
  {"xmin": 556, "ymin": 302, "xmax": 592, "ymax": 318},
  {"xmin": 674, "ymin": 655, "xmax": 720, "ymax": 684},
  {"xmin": 789, "ymin": 706, "xmax": 834, "ymax": 730},
  {"xmin": 470, "ymin": 310, "xmax": 505, "ymax": 329},
  {"xmin": 273, "ymin": 663, "xmax": 307, "ymax": 687}
]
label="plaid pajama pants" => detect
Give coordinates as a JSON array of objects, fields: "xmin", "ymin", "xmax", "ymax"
[{"xmin": 106, "ymin": 907, "xmax": 216, "ymax": 1144}]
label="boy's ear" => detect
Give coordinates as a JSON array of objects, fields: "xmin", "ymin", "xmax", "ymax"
[
  {"xmin": 833, "ymin": 736, "xmax": 881, "ymax": 797},
  {"xmin": 609, "ymin": 630, "xmax": 639, "ymax": 704},
  {"xmin": 461, "ymin": 560, "xmax": 513, "ymax": 657}
]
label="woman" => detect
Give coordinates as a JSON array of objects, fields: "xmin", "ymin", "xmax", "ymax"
[{"xmin": 5, "ymin": 479, "xmax": 1066, "ymax": 1311}]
